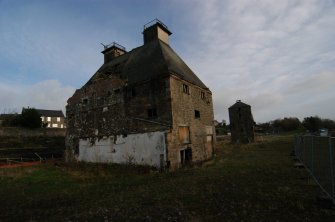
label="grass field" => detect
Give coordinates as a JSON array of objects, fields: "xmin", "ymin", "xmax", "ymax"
[{"xmin": 1, "ymin": 135, "xmax": 335, "ymax": 221}]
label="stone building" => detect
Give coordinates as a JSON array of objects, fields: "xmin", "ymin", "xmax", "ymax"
[
  {"xmin": 228, "ymin": 100, "xmax": 255, "ymax": 143},
  {"xmin": 66, "ymin": 20, "xmax": 215, "ymax": 170}
]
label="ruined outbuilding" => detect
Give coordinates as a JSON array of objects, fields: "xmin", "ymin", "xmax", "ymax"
[
  {"xmin": 66, "ymin": 20, "xmax": 215, "ymax": 170},
  {"xmin": 229, "ymin": 100, "xmax": 255, "ymax": 143}
]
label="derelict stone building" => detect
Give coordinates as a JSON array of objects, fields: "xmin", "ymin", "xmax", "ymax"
[
  {"xmin": 66, "ymin": 20, "xmax": 215, "ymax": 170},
  {"xmin": 229, "ymin": 100, "xmax": 255, "ymax": 143}
]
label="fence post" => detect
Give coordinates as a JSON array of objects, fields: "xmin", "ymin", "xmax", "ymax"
[
  {"xmin": 329, "ymin": 136, "xmax": 335, "ymax": 202},
  {"xmin": 311, "ymin": 136, "xmax": 314, "ymax": 174}
]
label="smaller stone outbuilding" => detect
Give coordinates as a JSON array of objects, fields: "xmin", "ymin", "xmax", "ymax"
[{"xmin": 228, "ymin": 100, "xmax": 255, "ymax": 143}]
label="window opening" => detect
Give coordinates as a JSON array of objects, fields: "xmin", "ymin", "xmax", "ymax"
[
  {"xmin": 182, "ymin": 84, "xmax": 189, "ymax": 94},
  {"xmin": 201, "ymin": 91, "xmax": 205, "ymax": 99},
  {"xmin": 131, "ymin": 88, "xmax": 136, "ymax": 97},
  {"xmin": 147, "ymin": 108, "xmax": 157, "ymax": 118},
  {"xmin": 195, "ymin": 110, "xmax": 200, "ymax": 118}
]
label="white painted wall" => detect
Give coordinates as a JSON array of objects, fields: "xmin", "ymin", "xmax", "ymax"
[{"xmin": 78, "ymin": 131, "xmax": 166, "ymax": 168}]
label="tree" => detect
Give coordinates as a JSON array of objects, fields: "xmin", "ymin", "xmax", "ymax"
[
  {"xmin": 271, "ymin": 117, "xmax": 301, "ymax": 132},
  {"xmin": 302, "ymin": 116, "xmax": 322, "ymax": 132},
  {"xmin": 20, "ymin": 107, "xmax": 41, "ymax": 129},
  {"xmin": 322, "ymin": 118, "xmax": 335, "ymax": 130}
]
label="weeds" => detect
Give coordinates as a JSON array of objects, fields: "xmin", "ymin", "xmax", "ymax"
[{"xmin": 0, "ymin": 134, "xmax": 334, "ymax": 221}]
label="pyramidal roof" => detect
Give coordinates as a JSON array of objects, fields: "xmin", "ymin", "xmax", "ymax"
[
  {"xmin": 84, "ymin": 40, "xmax": 209, "ymax": 90},
  {"xmin": 229, "ymin": 100, "xmax": 251, "ymax": 109}
]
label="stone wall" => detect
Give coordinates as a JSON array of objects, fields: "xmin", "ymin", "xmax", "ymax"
[
  {"xmin": 167, "ymin": 76, "xmax": 215, "ymax": 170},
  {"xmin": 66, "ymin": 74, "xmax": 172, "ymax": 162},
  {"xmin": 66, "ymin": 72, "xmax": 215, "ymax": 170},
  {"xmin": 229, "ymin": 105, "xmax": 255, "ymax": 143},
  {"xmin": 0, "ymin": 127, "xmax": 66, "ymax": 137}
]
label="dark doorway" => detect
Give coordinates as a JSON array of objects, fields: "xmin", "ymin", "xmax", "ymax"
[{"xmin": 180, "ymin": 148, "xmax": 192, "ymax": 166}]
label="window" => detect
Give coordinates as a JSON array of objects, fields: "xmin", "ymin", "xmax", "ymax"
[
  {"xmin": 195, "ymin": 110, "xmax": 200, "ymax": 118},
  {"xmin": 127, "ymin": 87, "xmax": 136, "ymax": 97},
  {"xmin": 182, "ymin": 84, "xmax": 189, "ymax": 94},
  {"xmin": 131, "ymin": 88, "xmax": 136, "ymax": 97},
  {"xmin": 147, "ymin": 108, "xmax": 157, "ymax": 118},
  {"xmin": 41, "ymin": 117, "xmax": 44, "ymax": 121},
  {"xmin": 52, "ymin": 123, "xmax": 58, "ymax": 128},
  {"xmin": 47, "ymin": 117, "xmax": 51, "ymax": 121},
  {"xmin": 179, "ymin": 126, "xmax": 190, "ymax": 144},
  {"xmin": 201, "ymin": 91, "xmax": 205, "ymax": 99},
  {"xmin": 57, "ymin": 117, "xmax": 60, "ymax": 122}
]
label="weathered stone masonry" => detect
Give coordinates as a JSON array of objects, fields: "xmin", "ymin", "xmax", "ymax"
[
  {"xmin": 229, "ymin": 100, "xmax": 255, "ymax": 143},
  {"xmin": 66, "ymin": 20, "xmax": 215, "ymax": 170}
]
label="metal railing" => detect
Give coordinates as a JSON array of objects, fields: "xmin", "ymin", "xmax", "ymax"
[{"xmin": 294, "ymin": 135, "xmax": 335, "ymax": 203}]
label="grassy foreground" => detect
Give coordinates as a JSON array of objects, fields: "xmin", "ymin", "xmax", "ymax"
[{"xmin": 1, "ymin": 135, "xmax": 335, "ymax": 221}]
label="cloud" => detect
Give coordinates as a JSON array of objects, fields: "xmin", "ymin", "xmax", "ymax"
[
  {"xmin": 0, "ymin": 0, "xmax": 335, "ymax": 123},
  {"xmin": 286, "ymin": 70, "xmax": 335, "ymax": 94},
  {"xmin": 0, "ymin": 80, "xmax": 75, "ymax": 114},
  {"xmin": 176, "ymin": 0, "xmax": 335, "ymax": 122}
]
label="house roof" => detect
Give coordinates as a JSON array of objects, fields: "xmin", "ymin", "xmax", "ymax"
[
  {"xmin": 36, "ymin": 109, "xmax": 65, "ymax": 117},
  {"xmin": 84, "ymin": 40, "xmax": 209, "ymax": 90},
  {"xmin": 229, "ymin": 100, "xmax": 251, "ymax": 109}
]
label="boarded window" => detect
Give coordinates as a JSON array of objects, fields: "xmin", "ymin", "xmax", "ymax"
[
  {"xmin": 179, "ymin": 126, "xmax": 190, "ymax": 144},
  {"xmin": 205, "ymin": 126, "xmax": 213, "ymax": 135},
  {"xmin": 206, "ymin": 135, "xmax": 212, "ymax": 142}
]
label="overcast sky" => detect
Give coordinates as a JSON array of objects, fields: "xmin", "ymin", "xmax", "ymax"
[{"xmin": 0, "ymin": 0, "xmax": 334, "ymax": 123}]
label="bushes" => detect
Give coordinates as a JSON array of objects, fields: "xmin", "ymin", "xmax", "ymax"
[
  {"xmin": 302, "ymin": 116, "xmax": 335, "ymax": 132},
  {"xmin": 1, "ymin": 107, "xmax": 41, "ymax": 129},
  {"xmin": 258, "ymin": 116, "xmax": 335, "ymax": 133}
]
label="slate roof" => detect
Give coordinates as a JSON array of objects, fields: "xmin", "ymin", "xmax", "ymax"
[
  {"xmin": 85, "ymin": 40, "xmax": 209, "ymax": 90},
  {"xmin": 229, "ymin": 100, "xmax": 251, "ymax": 109},
  {"xmin": 36, "ymin": 109, "xmax": 65, "ymax": 117}
]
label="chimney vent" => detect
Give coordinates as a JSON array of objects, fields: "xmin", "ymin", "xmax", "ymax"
[
  {"xmin": 101, "ymin": 42, "xmax": 126, "ymax": 64},
  {"xmin": 143, "ymin": 19, "xmax": 172, "ymax": 45}
]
